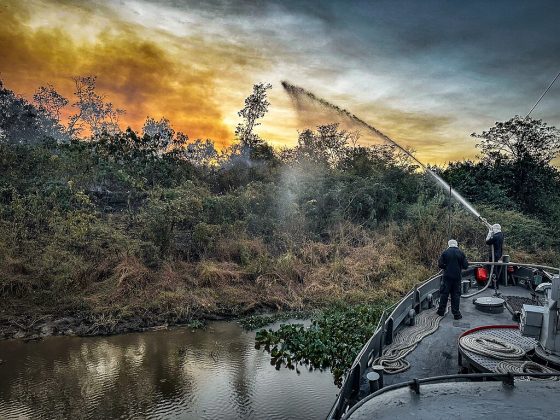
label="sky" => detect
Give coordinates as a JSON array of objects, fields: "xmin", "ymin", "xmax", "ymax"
[{"xmin": 1, "ymin": 0, "xmax": 559, "ymax": 163}]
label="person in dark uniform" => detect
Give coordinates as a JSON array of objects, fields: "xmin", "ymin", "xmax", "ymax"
[
  {"xmin": 437, "ymin": 239, "xmax": 469, "ymax": 320},
  {"xmin": 486, "ymin": 224, "xmax": 504, "ymax": 289}
]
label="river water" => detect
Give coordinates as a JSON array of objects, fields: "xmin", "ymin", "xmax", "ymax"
[{"xmin": 0, "ymin": 321, "xmax": 338, "ymax": 419}]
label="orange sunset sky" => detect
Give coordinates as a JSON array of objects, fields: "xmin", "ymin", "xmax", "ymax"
[{"xmin": 1, "ymin": 0, "xmax": 559, "ymax": 163}]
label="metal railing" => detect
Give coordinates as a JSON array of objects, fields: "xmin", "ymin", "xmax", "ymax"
[{"xmin": 470, "ymin": 261, "xmax": 560, "ymax": 274}]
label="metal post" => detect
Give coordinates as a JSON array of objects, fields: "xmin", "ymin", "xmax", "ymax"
[
  {"xmin": 372, "ymin": 365, "xmax": 384, "ymax": 389},
  {"xmin": 367, "ymin": 370, "xmax": 381, "ymax": 393},
  {"xmin": 503, "ymin": 255, "xmax": 510, "ymax": 286}
]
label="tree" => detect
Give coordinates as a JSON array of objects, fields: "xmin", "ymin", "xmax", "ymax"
[
  {"xmin": 294, "ymin": 123, "xmax": 353, "ymax": 167},
  {"xmin": 473, "ymin": 115, "xmax": 560, "ymax": 164},
  {"xmin": 235, "ymin": 83, "xmax": 272, "ymax": 150},
  {"xmin": 33, "ymin": 84, "xmax": 68, "ymax": 123},
  {"xmin": 183, "ymin": 139, "xmax": 219, "ymax": 167},
  {"xmin": 0, "ymin": 79, "xmax": 68, "ymax": 144},
  {"xmin": 142, "ymin": 116, "xmax": 175, "ymax": 152},
  {"xmin": 67, "ymin": 76, "xmax": 124, "ymax": 137},
  {"xmin": 471, "ymin": 116, "xmax": 560, "ymax": 218}
]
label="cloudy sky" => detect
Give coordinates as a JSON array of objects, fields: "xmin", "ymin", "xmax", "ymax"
[{"xmin": 1, "ymin": 0, "xmax": 559, "ymax": 163}]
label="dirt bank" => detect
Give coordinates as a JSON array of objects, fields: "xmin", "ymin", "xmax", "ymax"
[{"xmin": 0, "ymin": 311, "xmax": 232, "ymax": 341}]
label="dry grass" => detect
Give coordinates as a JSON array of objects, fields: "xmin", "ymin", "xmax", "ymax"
[
  {"xmin": 0, "ymin": 248, "xmax": 33, "ymax": 298},
  {"xmin": 7, "ymin": 218, "xmax": 541, "ymax": 331},
  {"xmin": 214, "ymin": 237, "xmax": 267, "ymax": 262},
  {"xmin": 196, "ymin": 260, "xmax": 246, "ymax": 286},
  {"xmin": 113, "ymin": 256, "xmax": 154, "ymax": 296}
]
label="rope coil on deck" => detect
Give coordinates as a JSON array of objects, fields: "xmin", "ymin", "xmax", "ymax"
[
  {"xmin": 495, "ymin": 360, "xmax": 559, "ymax": 381},
  {"xmin": 459, "ymin": 334, "xmax": 525, "ymax": 360},
  {"xmin": 373, "ymin": 309, "xmax": 444, "ymax": 374}
]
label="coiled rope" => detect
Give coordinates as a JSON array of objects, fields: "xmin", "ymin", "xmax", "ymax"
[
  {"xmin": 495, "ymin": 360, "xmax": 559, "ymax": 381},
  {"xmin": 459, "ymin": 334, "xmax": 525, "ymax": 360},
  {"xmin": 373, "ymin": 309, "xmax": 444, "ymax": 374}
]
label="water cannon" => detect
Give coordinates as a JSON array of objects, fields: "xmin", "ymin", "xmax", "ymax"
[{"xmin": 478, "ymin": 217, "xmax": 492, "ymax": 230}]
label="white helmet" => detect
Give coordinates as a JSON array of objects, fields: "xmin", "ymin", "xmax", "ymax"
[
  {"xmin": 492, "ymin": 224, "xmax": 501, "ymax": 233},
  {"xmin": 448, "ymin": 239, "xmax": 458, "ymax": 248}
]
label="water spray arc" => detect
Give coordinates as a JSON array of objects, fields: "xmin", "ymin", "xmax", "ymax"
[
  {"xmin": 282, "ymin": 81, "xmax": 496, "ymax": 299},
  {"xmin": 281, "ymin": 81, "xmax": 491, "ymax": 229}
]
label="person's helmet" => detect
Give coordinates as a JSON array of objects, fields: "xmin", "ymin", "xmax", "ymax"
[
  {"xmin": 448, "ymin": 239, "xmax": 458, "ymax": 248},
  {"xmin": 492, "ymin": 224, "xmax": 501, "ymax": 233}
]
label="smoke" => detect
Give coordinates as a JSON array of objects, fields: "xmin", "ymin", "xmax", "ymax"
[{"xmin": 281, "ymin": 81, "xmax": 483, "ymax": 220}]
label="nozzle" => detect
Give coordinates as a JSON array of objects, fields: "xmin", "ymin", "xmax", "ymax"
[{"xmin": 479, "ymin": 216, "xmax": 492, "ymax": 229}]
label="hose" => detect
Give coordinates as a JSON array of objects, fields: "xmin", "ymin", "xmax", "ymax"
[
  {"xmin": 373, "ymin": 309, "xmax": 444, "ymax": 374},
  {"xmin": 495, "ymin": 360, "xmax": 559, "ymax": 381},
  {"xmin": 461, "ymin": 244, "xmax": 495, "ymax": 298},
  {"xmin": 459, "ymin": 334, "xmax": 525, "ymax": 360}
]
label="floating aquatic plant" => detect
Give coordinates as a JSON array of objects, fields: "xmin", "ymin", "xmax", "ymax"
[
  {"xmin": 255, "ymin": 302, "xmax": 387, "ymax": 385},
  {"xmin": 238, "ymin": 310, "xmax": 314, "ymax": 330}
]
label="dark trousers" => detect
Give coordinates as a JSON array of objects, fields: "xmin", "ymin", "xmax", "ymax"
[{"xmin": 438, "ymin": 277, "xmax": 461, "ymax": 315}]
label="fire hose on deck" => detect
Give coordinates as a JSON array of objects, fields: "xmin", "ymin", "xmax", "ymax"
[
  {"xmin": 461, "ymin": 244, "xmax": 495, "ymax": 298},
  {"xmin": 461, "ymin": 217, "xmax": 496, "ymax": 299}
]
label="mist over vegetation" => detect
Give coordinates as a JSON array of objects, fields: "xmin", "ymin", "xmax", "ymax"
[{"xmin": 1, "ymin": 78, "xmax": 559, "ymax": 377}]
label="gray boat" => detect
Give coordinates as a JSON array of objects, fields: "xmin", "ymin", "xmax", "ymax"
[{"xmin": 327, "ymin": 260, "xmax": 560, "ymax": 419}]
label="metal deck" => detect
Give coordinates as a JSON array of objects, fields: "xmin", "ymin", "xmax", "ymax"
[
  {"xmin": 328, "ymin": 262, "xmax": 560, "ymax": 420},
  {"xmin": 382, "ymin": 286, "xmax": 532, "ymax": 386}
]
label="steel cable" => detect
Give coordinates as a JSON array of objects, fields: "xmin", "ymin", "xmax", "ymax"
[
  {"xmin": 495, "ymin": 360, "xmax": 559, "ymax": 381},
  {"xmin": 373, "ymin": 309, "xmax": 444, "ymax": 374},
  {"xmin": 459, "ymin": 334, "xmax": 525, "ymax": 360}
]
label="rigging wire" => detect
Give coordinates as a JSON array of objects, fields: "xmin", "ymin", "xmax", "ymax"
[{"xmin": 526, "ymin": 70, "xmax": 560, "ymax": 117}]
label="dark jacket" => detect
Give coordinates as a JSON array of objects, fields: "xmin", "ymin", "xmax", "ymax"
[
  {"xmin": 438, "ymin": 247, "xmax": 469, "ymax": 281},
  {"xmin": 486, "ymin": 232, "xmax": 504, "ymax": 261}
]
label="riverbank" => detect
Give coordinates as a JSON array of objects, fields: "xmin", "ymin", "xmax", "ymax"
[
  {"xmin": 0, "ymin": 284, "xmax": 401, "ymax": 341},
  {"xmin": 1, "ymin": 226, "xmax": 436, "ymax": 341},
  {"xmin": 0, "ymin": 310, "xmax": 210, "ymax": 341},
  {"xmin": 0, "ymin": 307, "xmax": 312, "ymax": 341}
]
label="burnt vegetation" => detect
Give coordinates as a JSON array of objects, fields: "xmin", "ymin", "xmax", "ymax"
[{"xmin": 0, "ymin": 77, "xmax": 559, "ymax": 349}]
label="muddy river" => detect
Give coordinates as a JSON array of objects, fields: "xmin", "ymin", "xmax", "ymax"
[{"xmin": 0, "ymin": 320, "xmax": 338, "ymax": 419}]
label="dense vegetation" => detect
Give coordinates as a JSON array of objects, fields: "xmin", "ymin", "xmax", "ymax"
[{"xmin": 1, "ymin": 78, "xmax": 559, "ymax": 381}]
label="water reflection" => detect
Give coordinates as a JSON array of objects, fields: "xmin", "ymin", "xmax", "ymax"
[{"xmin": 0, "ymin": 321, "xmax": 337, "ymax": 419}]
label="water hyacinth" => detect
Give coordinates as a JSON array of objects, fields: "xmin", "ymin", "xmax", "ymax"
[
  {"xmin": 238, "ymin": 310, "xmax": 313, "ymax": 330},
  {"xmin": 255, "ymin": 302, "xmax": 388, "ymax": 385}
]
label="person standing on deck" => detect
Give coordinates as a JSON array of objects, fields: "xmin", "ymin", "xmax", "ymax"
[
  {"xmin": 486, "ymin": 224, "xmax": 504, "ymax": 289},
  {"xmin": 436, "ymin": 239, "xmax": 469, "ymax": 320}
]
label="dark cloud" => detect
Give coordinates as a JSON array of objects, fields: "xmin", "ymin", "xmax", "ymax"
[{"xmin": 1, "ymin": 0, "xmax": 558, "ymax": 162}]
